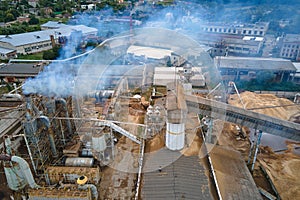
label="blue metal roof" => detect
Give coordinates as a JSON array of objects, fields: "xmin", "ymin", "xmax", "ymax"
[
  {"xmin": 0, "ymin": 46, "xmax": 15, "ymax": 54},
  {"xmin": 40, "ymin": 21, "xmax": 68, "ymax": 29},
  {"xmin": 0, "ymin": 25, "xmax": 98, "ymax": 47}
]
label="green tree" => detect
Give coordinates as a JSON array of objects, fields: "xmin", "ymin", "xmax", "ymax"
[
  {"xmin": 29, "ymin": 15, "xmax": 39, "ymax": 25},
  {"xmin": 4, "ymin": 12, "xmax": 15, "ymax": 22}
]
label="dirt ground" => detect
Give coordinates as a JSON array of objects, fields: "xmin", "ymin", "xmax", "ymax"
[{"xmin": 224, "ymin": 91, "xmax": 300, "ymax": 200}]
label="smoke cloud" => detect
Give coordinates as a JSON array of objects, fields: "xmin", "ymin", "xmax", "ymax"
[{"xmin": 22, "ymin": 1, "xmax": 293, "ymax": 97}]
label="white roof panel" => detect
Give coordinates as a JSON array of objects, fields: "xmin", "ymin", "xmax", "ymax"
[{"xmin": 0, "ymin": 25, "xmax": 97, "ymax": 47}]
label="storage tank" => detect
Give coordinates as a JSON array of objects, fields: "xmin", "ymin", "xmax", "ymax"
[
  {"xmin": 65, "ymin": 157, "xmax": 94, "ymax": 167},
  {"xmin": 165, "ymin": 122, "xmax": 185, "ymax": 150},
  {"xmin": 92, "ymin": 134, "xmax": 107, "ymax": 152}
]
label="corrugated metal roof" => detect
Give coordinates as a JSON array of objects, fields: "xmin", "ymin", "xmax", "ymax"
[
  {"xmin": 0, "ymin": 63, "xmax": 41, "ymax": 76},
  {"xmin": 216, "ymin": 56, "xmax": 296, "ymax": 71},
  {"xmin": 0, "ymin": 25, "xmax": 97, "ymax": 47},
  {"xmin": 41, "ymin": 21, "xmax": 69, "ymax": 29},
  {"xmin": 0, "ymin": 47, "xmax": 15, "ymax": 54},
  {"xmin": 142, "ymin": 148, "xmax": 213, "ymax": 200}
]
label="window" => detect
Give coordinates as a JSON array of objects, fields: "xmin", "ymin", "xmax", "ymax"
[
  {"xmin": 254, "ymin": 31, "xmax": 257, "ymax": 35},
  {"xmin": 259, "ymin": 31, "xmax": 263, "ymax": 35},
  {"xmin": 219, "ymin": 28, "xmax": 222, "ymax": 32},
  {"xmin": 25, "ymin": 47, "xmax": 31, "ymax": 52},
  {"xmin": 233, "ymin": 29, "xmax": 236, "ymax": 33},
  {"xmin": 248, "ymin": 30, "xmax": 252, "ymax": 34},
  {"xmin": 214, "ymin": 28, "xmax": 217, "ymax": 32},
  {"xmin": 210, "ymin": 28, "xmax": 213, "ymax": 31},
  {"xmin": 243, "ymin": 30, "xmax": 246, "ymax": 34},
  {"xmin": 224, "ymin": 29, "xmax": 227, "ymax": 32}
]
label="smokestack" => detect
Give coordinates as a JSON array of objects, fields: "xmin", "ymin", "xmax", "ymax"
[{"xmin": 50, "ymin": 35, "xmax": 56, "ymax": 48}]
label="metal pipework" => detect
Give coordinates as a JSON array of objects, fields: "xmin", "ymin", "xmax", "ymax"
[
  {"xmin": 55, "ymin": 98, "xmax": 73, "ymax": 135},
  {"xmin": 65, "ymin": 157, "xmax": 94, "ymax": 167},
  {"xmin": 2, "ymin": 93, "xmax": 23, "ymax": 100},
  {"xmin": 78, "ymin": 184, "xmax": 98, "ymax": 200},
  {"xmin": 38, "ymin": 116, "xmax": 58, "ymax": 158},
  {"xmin": 0, "ymin": 155, "xmax": 40, "ymax": 189},
  {"xmin": 11, "ymin": 156, "xmax": 40, "ymax": 189},
  {"xmin": 25, "ymin": 95, "xmax": 33, "ymax": 120}
]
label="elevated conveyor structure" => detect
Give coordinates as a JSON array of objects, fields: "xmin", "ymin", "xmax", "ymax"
[{"xmin": 185, "ymin": 94, "xmax": 300, "ymax": 141}]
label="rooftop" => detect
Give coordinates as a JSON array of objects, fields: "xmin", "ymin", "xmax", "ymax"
[
  {"xmin": 216, "ymin": 56, "xmax": 297, "ymax": 71},
  {"xmin": 142, "ymin": 149, "xmax": 213, "ymax": 200},
  {"xmin": 0, "ymin": 63, "xmax": 42, "ymax": 77},
  {"xmin": 0, "ymin": 47, "xmax": 16, "ymax": 54},
  {"xmin": 283, "ymin": 34, "xmax": 300, "ymax": 43},
  {"xmin": 127, "ymin": 45, "xmax": 173, "ymax": 60},
  {"xmin": 0, "ymin": 25, "xmax": 97, "ymax": 47},
  {"xmin": 41, "ymin": 21, "xmax": 69, "ymax": 29}
]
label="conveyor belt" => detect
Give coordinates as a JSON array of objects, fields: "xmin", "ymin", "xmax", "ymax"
[{"xmin": 185, "ymin": 94, "xmax": 300, "ymax": 141}]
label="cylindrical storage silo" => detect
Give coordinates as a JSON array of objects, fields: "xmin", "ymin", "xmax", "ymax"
[
  {"xmin": 65, "ymin": 157, "xmax": 94, "ymax": 167},
  {"xmin": 165, "ymin": 122, "xmax": 185, "ymax": 150},
  {"xmin": 182, "ymin": 83, "xmax": 192, "ymax": 95},
  {"xmin": 92, "ymin": 134, "xmax": 107, "ymax": 152}
]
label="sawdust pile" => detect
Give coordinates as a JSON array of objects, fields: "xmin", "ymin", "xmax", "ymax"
[
  {"xmin": 258, "ymin": 144, "xmax": 300, "ymax": 200},
  {"xmin": 228, "ymin": 91, "xmax": 300, "ymax": 120},
  {"xmin": 146, "ymin": 132, "xmax": 165, "ymax": 152},
  {"xmin": 227, "ymin": 91, "xmax": 300, "ymax": 200},
  {"xmin": 217, "ymin": 122, "xmax": 250, "ymax": 159}
]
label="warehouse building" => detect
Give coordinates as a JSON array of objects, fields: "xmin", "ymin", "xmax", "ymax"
[
  {"xmin": 0, "ymin": 23, "xmax": 97, "ymax": 59},
  {"xmin": 215, "ymin": 56, "xmax": 297, "ymax": 82}
]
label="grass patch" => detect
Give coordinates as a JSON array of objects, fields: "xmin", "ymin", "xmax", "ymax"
[{"xmin": 17, "ymin": 52, "xmax": 44, "ymax": 60}]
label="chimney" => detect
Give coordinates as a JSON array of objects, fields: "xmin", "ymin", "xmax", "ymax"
[{"xmin": 50, "ymin": 35, "xmax": 56, "ymax": 48}]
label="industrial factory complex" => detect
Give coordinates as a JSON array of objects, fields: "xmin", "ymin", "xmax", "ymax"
[{"xmin": 0, "ymin": 20, "xmax": 300, "ymax": 200}]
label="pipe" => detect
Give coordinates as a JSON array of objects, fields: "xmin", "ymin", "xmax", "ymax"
[
  {"xmin": 2, "ymin": 93, "xmax": 22, "ymax": 100},
  {"xmin": 78, "ymin": 184, "xmax": 98, "ymax": 200},
  {"xmin": 25, "ymin": 95, "xmax": 33, "ymax": 120},
  {"xmin": 0, "ymin": 154, "xmax": 11, "ymax": 161},
  {"xmin": 38, "ymin": 116, "xmax": 58, "ymax": 157},
  {"xmin": 294, "ymin": 93, "xmax": 300, "ymax": 104},
  {"xmin": 13, "ymin": 134, "xmax": 37, "ymax": 175},
  {"xmin": 251, "ymin": 130, "xmax": 263, "ymax": 171},
  {"xmin": 55, "ymin": 98, "xmax": 72, "ymax": 135},
  {"xmin": 10, "ymin": 156, "xmax": 40, "ymax": 189},
  {"xmin": 65, "ymin": 157, "xmax": 94, "ymax": 167}
]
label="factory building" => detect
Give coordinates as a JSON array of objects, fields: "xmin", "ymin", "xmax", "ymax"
[
  {"xmin": 0, "ymin": 23, "xmax": 97, "ymax": 58},
  {"xmin": 277, "ymin": 34, "xmax": 300, "ymax": 61},
  {"xmin": 201, "ymin": 22, "xmax": 269, "ymax": 37},
  {"xmin": 215, "ymin": 56, "xmax": 297, "ymax": 82},
  {"xmin": 197, "ymin": 22, "xmax": 268, "ymax": 57},
  {"xmin": 197, "ymin": 33, "xmax": 264, "ymax": 57}
]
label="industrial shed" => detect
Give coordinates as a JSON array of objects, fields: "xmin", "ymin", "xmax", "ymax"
[{"xmin": 215, "ymin": 56, "xmax": 297, "ymax": 82}]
